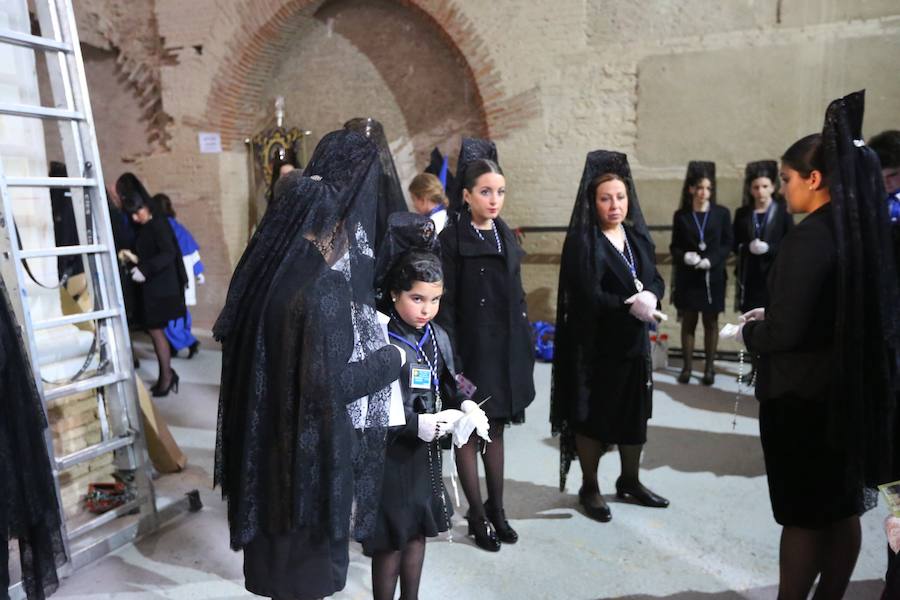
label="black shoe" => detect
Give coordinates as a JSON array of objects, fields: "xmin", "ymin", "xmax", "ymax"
[
  {"xmin": 677, "ymin": 367, "xmax": 691, "ymax": 384},
  {"xmin": 578, "ymin": 487, "xmax": 612, "ymax": 522},
  {"xmin": 615, "ymin": 478, "xmax": 669, "ymax": 508},
  {"xmin": 484, "ymin": 501, "xmax": 518, "ymax": 544},
  {"xmin": 153, "ymin": 370, "xmax": 180, "ymax": 398},
  {"xmin": 187, "ymin": 341, "xmax": 200, "ymax": 359},
  {"xmin": 466, "ymin": 515, "xmax": 501, "ymax": 552},
  {"xmin": 701, "ymin": 364, "xmax": 715, "ymax": 386}
]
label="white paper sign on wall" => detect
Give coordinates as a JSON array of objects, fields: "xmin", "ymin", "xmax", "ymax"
[{"xmin": 198, "ymin": 132, "xmax": 222, "ymax": 153}]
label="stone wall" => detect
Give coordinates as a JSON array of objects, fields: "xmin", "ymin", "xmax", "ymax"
[{"xmin": 67, "ymin": 0, "xmax": 900, "ymax": 328}]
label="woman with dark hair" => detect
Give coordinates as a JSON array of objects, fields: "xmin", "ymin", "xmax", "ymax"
[
  {"xmin": 116, "ymin": 173, "xmax": 187, "ymax": 396},
  {"xmin": 670, "ymin": 161, "xmax": 733, "ymax": 385},
  {"xmin": 735, "ymin": 91, "xmax": 900, "ymax": 600},
  {"xmin": 215, "ymin": 130, "xmax": 405, "ymax": 600},
  {"xmin": 437, "ymin": 140, "xmax": 535, "ymax": 551},
  {"xmin": 551, "ymin": 150, "xmax": 669, "ymax": 523},
  {"xmin": 733, "ymin": 161, "xmax": 793, "ymax": 316}
]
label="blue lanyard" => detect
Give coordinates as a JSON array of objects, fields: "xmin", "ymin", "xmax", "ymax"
[
  {"xmin": 691, "ymin": 211, "xmax": 710, "ymax": 246},
  {"xmin": 388, "ymin": 324, "xmax": 440, "ymax": 389},
  {"xmin": 753, "ymin": 204, "xmax": 772, "ymax": 239},
  {"xmin": 616, "ymin": 228, "xmax": 638, "ymax": 279}
]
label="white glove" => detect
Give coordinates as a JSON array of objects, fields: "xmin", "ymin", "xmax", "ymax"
[
  {"xmin": 719, "ymin": 323, "xmax": 742, "ymax": 341},
  {"xmin": 684, "ymin": 251, "xmax": 701, "ymax": 267},
  {"xmin": 460, "ymin": 400, "xmax": 480, "ymax": 414},
  {"xmin": 697, "ymin": 258, "xmax": 711, "ymax": 270},
  {"xmin": 624, "ymin": 291, "xmax": 658, "ymax": 323},
  {"xmin": 196, "ymin": 273, "xmax": 206, "ymax": 285},
  {"xmin": 749, "ymin": 239, "xmax": 770, "ymax": 255},
  {"xmin": 417, "ymin": 413, "xmax": 450, "ymax": 442},
  {"xmin": 130, "ymin": 267, "xmax": 146, "ymax": 283},
  {"xmin": 452, "ymin": 407, "xmax": 490, "ymax": 447},
  {"xmin": 739, "ymin": 308, "xmax": 765, "ymax": 323},
  {"xmin": 435, "ymin": 409, "xmax": 464, "ymax": 428}
]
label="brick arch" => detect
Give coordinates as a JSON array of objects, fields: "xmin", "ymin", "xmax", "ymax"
[{"xmin": 202, "ymin": 0, "xmax": 539, "ymax": 148}]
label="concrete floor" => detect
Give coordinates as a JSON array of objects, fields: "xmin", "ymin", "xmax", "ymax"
[{"xmin": 48, "ymin": 337, "xmax": 892, "ymax": 599}]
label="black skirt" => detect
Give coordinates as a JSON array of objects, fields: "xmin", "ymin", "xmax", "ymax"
[
  {"xmin": 758, "ymin": 396, "xmax": 864, "ymax": 528},
  {"xmin": 243, "ymin": 529, "xmax": 349, "ymax": 599},
  {"xmin": 574, "ymin": 356, "xmax": 652, "ymax": 445},
  {"xmin": 362, "ymin": 437, "xmax": 452, "ymax": 556}
]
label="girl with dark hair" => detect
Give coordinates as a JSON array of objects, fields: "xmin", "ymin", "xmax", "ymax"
[
  {"xmin": 116, "ymin": 173, "xmax": 188, "ymax": 396},
  {"xmin": 437, "ymin": 142, "xmax": 536, "ymax": 551},
  {"xmin": 154, "ymin": 193, "xmax": 205, "ymax": 359},
  {"xmin": 734, "ymin": 91, "xmax": 900, "ymax": 600},
  {"xmin": 366, "ymin": 212, "xmax": 488, "ymax": 600},
  {"xmin": 552, "ymin": 151, "xmax": 669, "ymax": 524},
  {"xmin": 670, "ymin": 161, "xmax": 733, "ymax": 385},
  {"xmin": 732, "ymin": 161, "xmax": 794, "ymax": 314}
]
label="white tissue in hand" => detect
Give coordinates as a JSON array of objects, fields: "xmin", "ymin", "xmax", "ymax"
[
  {"xmin": 719, "ymin": 323, "xmax": 741, "ymax": 340},
  {"xmin": 697, "ymin": 258, "xmax": 711, "ymax": 270},
  {"xmin": 451, "ymin": 408, "xmax": 490, "ymax": 448},
  {"xmin": 684, "ymin": 252, "xmax": 701, "ymax": 266}
]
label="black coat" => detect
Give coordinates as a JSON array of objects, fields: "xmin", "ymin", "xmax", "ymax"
[
  {"xmin": 670, "ymin": 204, "xmax": 733, "ymax": 313},
  {"xmin": 133, "ymin": 216, "xmax": 187, "ymax": 328},
  {"xmin": 732, "ymin": 202, "xmax": 793, "ymax": 312},
  {"xmin": 437, "ymin": 217, "xmax": 535, "ymax": 421},
  {"xmin": 743, "ymin": 203, "xmax": 836, "ymax": 401},
  {"xmin": 553, "ymin": 227, "xmax": 664, "ymax": 443}
]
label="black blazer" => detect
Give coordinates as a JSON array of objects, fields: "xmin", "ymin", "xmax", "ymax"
[
  {"xmin": 436, "ymin": 217, "xmax": 535, "ymax": 419},
  {"xmin": 670, "ymin": 204, "xmax": 732, "ymax": 310},
  {"xmin": 733, "ymin": 202, "xmax": 794, "ymax": 299},
  {"xmin": 743, "ymin": 203, "xmax": 836, "ymax": 401},
  {"xmin": 133, "ymin": 216, "xmax": 187, "ymax": 326}
]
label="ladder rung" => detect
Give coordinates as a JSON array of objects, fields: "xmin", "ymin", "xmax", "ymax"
[
  {"xmin": 0, "ymin": 28, "xmax": 72, "ymax": 53},
  {"xmin": 44, "ymin": 371, "xmax": 129, "ymax": 402},
  {"xmin": 0, "ymin": 102, "xmax": 84, "ymax": 121},
  {"xmin": 56, "ymin": 434, "xmax": 136, "ymax": 471},
  {"xmin": 19, "ymin": 244, "xmax": 108, "ymax": 259},
  {"xmin": 4, "ymin": 176, "xmax": 97, "ymax": 188},
  {"xmin": 33, "ymin": 308, "xmax": 120, "ymax": 330},
  {"xmin": 67, "ymin": 498, "xmax": 143, "ymax": 540}
]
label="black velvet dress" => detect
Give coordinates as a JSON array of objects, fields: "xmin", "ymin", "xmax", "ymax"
[{"xmin": 362, "ymin": 318, "xmax": 460, "ymax": 556}]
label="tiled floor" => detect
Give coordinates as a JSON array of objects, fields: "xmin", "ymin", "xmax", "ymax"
[{"xmin": 47, "ymin": 338, "xmax": 891, "ymax": 599}]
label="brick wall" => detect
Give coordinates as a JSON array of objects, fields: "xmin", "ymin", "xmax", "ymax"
[{"xmin": 70, "ymin": 0, "xmax": 900, "ymax": 329}]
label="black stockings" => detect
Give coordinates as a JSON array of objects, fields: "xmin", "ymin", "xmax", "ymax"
[
  {"xmin": 148, "ymin": 328, "xmax": 172, "ymax": 389},
  {"xmin": 372, "ymin": 535, "xmax": 426, "ymax": 600},
  {"xmin": 575, "ymin": 435, "xmax": 644, "ymax": 489},
  {"xmin": 778, "ymin": 516, "xmax": 861, "ymax": 600},
  {"xmin": 455, "ymin": 420, "xmax": 506, "ymax": 518}
]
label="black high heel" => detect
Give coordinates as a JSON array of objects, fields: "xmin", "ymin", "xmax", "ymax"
[
  {"xmin": 187, "ymin": 341, "xmax": 200, "ymax": 359},
  {"xmin": 578, "ymin": 487, "xmax": 612, "ymax": 522},
  {"xmin": 466, "ymin": 515, "xmax": 501, "ymax": 552},
  {"xmin": 615, "ymin": 477, "xmax": 669, "ymax": 508},
  {"xmin": 484, "ymin": 500, "xmax": 518, "ymax": 544},
  {"xmin": 153, "ymin": 370, "xmax": 179, "ymax": 397}
]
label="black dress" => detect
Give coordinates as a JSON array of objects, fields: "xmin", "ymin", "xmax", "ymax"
[
  {"xmin": 670, "ymin": 205, "xmax": 733, "ymax": 313},
  {"xmin": 362, "ymin": 318, "xmax": 461, "ymax": 556},
  {"xmin": 563, "ymin": 227, "xmax": 664, "ymax": 444},
  {"xmin": 437, "ymin": 217, "xmax": 535, "ymax": 422},
  {"xmin": 743, "ymin": 203, "xmax": 864, "ymax": 528},
  {"xmin": 732, "ymin": 201, "xmax": 793, "ymax": 312},
  {"xmin": 132, "ymin": 216, "xmax": 187, "ymax": 328}
]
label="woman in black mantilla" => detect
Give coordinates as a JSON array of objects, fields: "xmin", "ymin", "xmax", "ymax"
[
  {"xmin": 214, "ymin": 129, "xmax": 405, "ymax": 600},
  {"xmin": 670, "ymin": 161, "xmax": 733, "ymax": 385},
  {"xmin": 366, "ymin": 212, "xmax": 489, "ymax": 600},
  {"xmin": 437, "ymin": 138, "xmax": 536, "ymax": 551},
  {"xmin": 736, "ymin": 91, "xmax": 900, "ymax": 600},
  {"xmin": 117, "ymin": 172, "xmax": 188, "ymax": 397},
  {"xmin": 551, "ymin": 150, "xmax": 669, "ymax": 523},
  {"xmin": 733, "ymin": 160, "xmax": 793, "ymax": 314}
]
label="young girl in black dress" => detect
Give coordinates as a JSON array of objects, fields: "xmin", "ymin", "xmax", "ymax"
[{"xmin": 366, "ymin": 213, "xmax": 489, "ymax": 600}]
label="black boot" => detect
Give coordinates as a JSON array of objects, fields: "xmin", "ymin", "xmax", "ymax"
[
  {"xmin": 484, "ymin": 499, "xmax": 518, "ymax": 543},
  {"xmin": 466, "ymin": 515, "xmax": 501, "ymax": 552},
  {"xmin": 615, "ymin": 477, "xmax": 669, "ymax": 508},
  {"xmin": 678, "ymin": 330, "xmax": 694, "ymax": 384}
]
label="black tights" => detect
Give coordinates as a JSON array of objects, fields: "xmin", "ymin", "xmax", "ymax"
[
  {"xmin": 575, "ymin": 434, "xmax": 643, "ymax": 492},
  {"xmin": 371, "ymin": 535, "xmax": 426, "ymax": 600},
  {"xmin": 148, "ymin": 328, "xmax": 172, "ymax": 390},
  {"xmin": 778, "ymin": 516, "xmax": 861, "ymax": 600},
  {"xmin": 680, "ymin": 310, "xmax": 719, "ymax": 362},
  {"xmin": 454, "ymin": 419, "xmax": 507, "ymax": 518}
]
